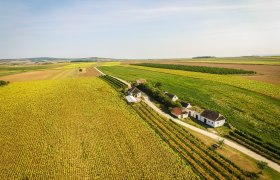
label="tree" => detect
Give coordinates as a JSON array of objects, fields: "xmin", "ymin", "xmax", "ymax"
[
  {"xmin": 0, "ymin": 80, "xmax": 9, "ymax": 87},
  {"xmin": 257, "ymin": 161, "xmax": 267, "ymax": 174},
  {"xmin": 154, "ymin": 82, "xmax": 162, "ymax": 89}
]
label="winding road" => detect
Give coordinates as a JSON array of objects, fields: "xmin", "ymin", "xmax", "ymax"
[{"xmin": 96, "ymin": 67, "xmax": 280, "ymax": 173}]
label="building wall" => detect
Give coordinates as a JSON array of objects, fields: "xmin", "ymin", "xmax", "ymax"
[
  {"xmin": 182, "ymin": 113, "xmax": 188, "ymax": 118},
  {"xmin": 205, "ymin": 118, "xmax": 225, "ymax": 127},
  {"xmin": 187, "ymin": 109, "xmax": 226, "ymax": 128},
  {"xmin": 214, "ymin": 120, "xmax": 225, "ymax": 127},
  {"xmin": 172, "ymin": 96, "xmax": 178, "ymax": 102}
]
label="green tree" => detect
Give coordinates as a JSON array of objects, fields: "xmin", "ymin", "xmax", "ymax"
[
  {"xmin": 154, "ymin": 82, "xmax": 162, "ymax": 89},
  {"xmin": 257, "ymin": 161, "xmax": 267, "ymax": 174}
]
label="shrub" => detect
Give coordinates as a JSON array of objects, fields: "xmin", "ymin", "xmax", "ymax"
[{"xmin": 0, "ymin": 80, "xmax": 9, "ymax": 87}]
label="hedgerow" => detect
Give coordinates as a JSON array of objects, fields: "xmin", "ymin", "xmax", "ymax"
[
  {"xmin": 137, "ymin": 83, "xmax": 181, "ymax": 108},
  {"xmin": 135, "ymin": 63, "xmax": 256, "ymax": 75}
]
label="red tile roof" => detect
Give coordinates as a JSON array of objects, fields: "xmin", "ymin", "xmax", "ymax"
[{"xmin": 171, "ymin": 107, "xmax": 183, "ymax": 116}]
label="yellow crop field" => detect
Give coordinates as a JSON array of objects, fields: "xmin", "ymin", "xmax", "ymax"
[
  {"xmin": 0, "ymin": 77, "xmax": 197, "ymax": 179},
  {"xmin": 57, "ymin": 62, "xmax": 96, "ymax": 69},
  {"xmin": 99, "ymin": 61, "xmax": 121, "ymax": 66}
]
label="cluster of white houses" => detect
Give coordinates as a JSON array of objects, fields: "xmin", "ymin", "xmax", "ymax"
[
  {"xmin": 125, "ymin": 79, "xmax": 225, "ymax": 128},
  {"xmin": 168, "ymin": 92, "xmax": 226, "ymax": 128}
]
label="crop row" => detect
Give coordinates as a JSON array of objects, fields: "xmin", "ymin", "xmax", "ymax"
[
  {"xmin": 134, "ymin": 63, "xmax": 256, "ymax": 75},
  {"xmin": 227, "ymin": 131, "xmax": 280, "ymax": 165},
  {"xmin": 140, "ymin": 102, "xmax": 251, "ymax": 179},
  {"xmin": 100, "ymin": 75, "xmax": 127, "ymax": 90},
  {"xmin": 133, "ymin": 102, "xmax": 251, "ymax": 179},
  {"xmin": 133, "ymin": 104, "xmax": 215, "ymax": 179},
  {"xmin": 233, "ymin": 130, "xmax": 280, "ymax": 155}
]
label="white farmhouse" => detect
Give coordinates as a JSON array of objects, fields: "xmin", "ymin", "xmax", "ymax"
[
  {"xmin": 128, "ymin": 87, "xmax": 142, "ymax": 98},
  {"xmin": 185, "ymin": 107, "xmax": 225, "ymax": 128},
  {"xmin": 200, "ymin": 110, "xmax": 226, "ymax": 128},
  {"xmin": 171, "ymin": 107, "xmax": 188, "ymax": 119},
  {"xmin": 181, "ymin": 101, "xmax": 192, "ymax": 111},
  {"xmin": 165, "ymin": 92, "xmax": 178, "ymax": 102}
]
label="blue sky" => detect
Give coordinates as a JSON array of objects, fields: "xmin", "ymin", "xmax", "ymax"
[{"xmin": 0, "ymin": 0, "xmax": 279, "ymax": 59}]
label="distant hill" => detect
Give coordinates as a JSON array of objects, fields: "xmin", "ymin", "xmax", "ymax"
[{"xmin": 0, "ymin": 57, "xmax": 118, "ymax": 63}]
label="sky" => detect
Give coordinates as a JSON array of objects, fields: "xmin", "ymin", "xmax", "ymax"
[{"xmin": 0, "ymin": 0, "xmax": 279, "ymax": 59}]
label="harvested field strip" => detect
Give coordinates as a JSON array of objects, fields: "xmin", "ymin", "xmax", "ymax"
[
  {"xmin": 50, "ymin": 69, "xmax": 78, "ymax": 79},
  {"xmin": 0, "ymin": 68, "xmax": 79, "ymax": 82},
  {"xmin": 79, "ymin": 67, "xmax": 102, "ymax": 77}
]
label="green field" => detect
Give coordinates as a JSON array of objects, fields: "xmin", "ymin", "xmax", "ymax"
[
  {"xmin": 99, "ymin": 65, "xmax": 280, "ymax": 147},
  {"xmin": 56, "ymin": 62, "xmax": 96, "ymax": 69},
  {"xmin": 0, "ymin": 77, "xmax": 196, "ymax": 179}
]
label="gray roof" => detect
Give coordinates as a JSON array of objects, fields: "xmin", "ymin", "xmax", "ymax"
[
  {"xmin": 181, "ymin": 101, "xmax": 191, "ymax": 107},
  {"xmin": 165, "ymin": 92, "xmax": 176, "ymax": 99},
  {"xmin": 128, "ymin": 87, "xmax": 141, "ymax": 94},
  {"xmin": 201, "ymin": 110, "xmax": 225, "ymax": 121}
]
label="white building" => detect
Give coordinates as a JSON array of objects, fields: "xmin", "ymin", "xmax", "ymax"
[
  {"xmin": 128, "ymin": 87, "xmax": 142, "ymax": 98},
  {"xmin": 200, "ymin": 110, "xmax": 226, "ymax": 128},
  {"xmin": 165, "ymin": 92, "xmax": 178, "ymax": 102},
  {"xmin": 125, "ymin": 95, "xmax": 137, "ymax": 103},
  {"xmin": 171, "ymin": 107, "xmax": 188, "ymax": 119},
  {"xmin": 181, "ymin": 102, "xmax": 192, "ymax": 112},
  {"xmin": 186, "ymin": 108, "xmax": 225, "ymax": 128}
]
